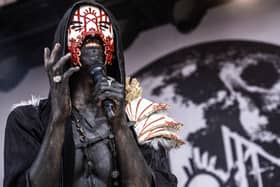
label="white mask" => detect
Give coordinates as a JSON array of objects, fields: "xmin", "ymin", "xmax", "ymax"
[{"xmin": 67, "ymin": 5, "xmax": 114, "ymax": 66}]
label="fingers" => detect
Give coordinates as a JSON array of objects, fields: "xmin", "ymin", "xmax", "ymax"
[
  {"xmin": 44, "ymin": 47, "xmax": 51, "ymax": 68},
  {"xmin": 95, "ymin": 79, "xmax": 124, "ymax": 89},
  {"xmin": 95, "ymin": 82, "xmax": 124, "ymax": 91},
  {"xmin": 52, "ymin": 53, "xmax": 71, "ymax": 72},
  {"xmin": 44, "ymin": 43, "xmax": 62, "ymax": 70},
  {"xmin": 94, "ymin": 87, "xmax": 123, "ymax": 98},
  {"xmin": 44, "ymin": 43, "xmax": 75, "ymax": 81},
  {"xmin": 50, "ymin": 43, "xmax": 61, "ymax": 64},
  {"xmin": 43, "ymin": 43, "xmax": 79, "ymax": 86},
  {"xmin": 63, "ymin": 66, "xmax": 80, "ymax": 80},
  {"xmin": 97, "ymin": 91, "xmax": 123, "ymax": 101},
  {"xmin": 93, "ymin": 83, "xmax": 124, "ymax": 97},
  {"xmin": 94, "ymin": 86, "xmax": 124, "ymax": 107}
]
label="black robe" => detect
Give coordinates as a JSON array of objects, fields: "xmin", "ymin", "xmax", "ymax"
[{"xmin": 4, "ymin": 1, "xmax": 178, "ymax": 186}]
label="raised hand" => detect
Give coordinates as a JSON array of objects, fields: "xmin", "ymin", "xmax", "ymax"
[{"xmin": 44, "ymin": 43, "xmax": 80, "ymax": 121}]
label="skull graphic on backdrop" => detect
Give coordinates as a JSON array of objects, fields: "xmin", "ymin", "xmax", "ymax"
[{"xmin": 134, "ymin": 40, "xmax": 280, "ymax": 187}]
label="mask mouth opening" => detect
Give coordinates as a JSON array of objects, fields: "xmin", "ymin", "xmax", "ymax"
[
  {"xmin": 82, "ymin": 36, "xmax": 104, "ymax": 48},
  {"xmin": 68, "ymin": 31, "xmax": 114, "ymax": 66}
]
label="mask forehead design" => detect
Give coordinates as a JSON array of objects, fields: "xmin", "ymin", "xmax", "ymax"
[{"xmin": 67, "ymin": 5, "xmax": 114, "ymax": 66}]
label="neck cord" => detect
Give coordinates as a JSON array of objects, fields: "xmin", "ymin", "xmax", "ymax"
[{"xmin": 71, "ymin": 107, "xmax": 120, "ymax": 186}]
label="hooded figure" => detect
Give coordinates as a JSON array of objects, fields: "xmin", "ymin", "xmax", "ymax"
[{"xmin": 4, "ymin": 1, "xmax": 182, "ymax": 187}]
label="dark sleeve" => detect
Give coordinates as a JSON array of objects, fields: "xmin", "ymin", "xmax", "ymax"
[
  {"xmin": 4, "ymin": 107, "xmax": 42, "ymax": 187},
  {"xmin": 140, "ymin": 144, "xmax": 178, "ymax": 187}
]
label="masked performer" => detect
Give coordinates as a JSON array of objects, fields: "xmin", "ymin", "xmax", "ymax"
[{"xmin": 4, "ymin": 1, "xmax": 184, "ymax": 186}]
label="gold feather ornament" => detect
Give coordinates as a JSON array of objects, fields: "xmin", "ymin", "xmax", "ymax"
[{"xmin": 125, "ymin": 77, "xmax": 143, "ymax": 104}]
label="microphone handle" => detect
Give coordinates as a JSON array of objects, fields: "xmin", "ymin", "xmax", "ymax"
[{"xmin": 89, "ymin": 64, "xmax": 115, "ymax": 119}]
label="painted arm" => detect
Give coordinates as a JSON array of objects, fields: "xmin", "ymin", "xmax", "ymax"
[
  {"xmin": 110, "ymin": 116, "xmax": 154, "ymax": 186},
  {"xmin": 28, "ymin": 43, "xmax": 80, "ymax": 187}
]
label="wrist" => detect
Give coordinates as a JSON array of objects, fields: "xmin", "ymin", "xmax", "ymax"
[{"xmin": 110, "ymin": 115, "xmax": 127, "ymax": 131}]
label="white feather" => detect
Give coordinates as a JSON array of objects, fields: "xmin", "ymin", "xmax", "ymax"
[{"xmin": 12, "ymin": 95, "xmax": 44, "ymax": 110}]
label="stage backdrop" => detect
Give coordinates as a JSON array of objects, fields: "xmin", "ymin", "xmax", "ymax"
[
  {"xmin": 134, "ymin": 40, "xmax": 280, "ymax": 187},
  {"xmin": 1, "ymin": 0, "xmax": 280, "ymax": 186}
]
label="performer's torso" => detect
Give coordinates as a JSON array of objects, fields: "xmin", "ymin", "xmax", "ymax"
[{"xmin": 72, "ymin": 114, "xmax": 114, "ymax": 187}]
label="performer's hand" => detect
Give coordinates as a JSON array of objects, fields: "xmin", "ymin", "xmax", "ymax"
[
  {"xmin": 93, "ymin": 77, "xmax": 125, "ymax": 120},
  {"xmin": 44, "ymin": 43, "xmax": 80, "ymax": 122}
]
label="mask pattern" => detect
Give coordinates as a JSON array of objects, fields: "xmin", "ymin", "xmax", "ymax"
[{"xmin": 67, "ymin": 5, "xmax": 114, "ymax": 66}]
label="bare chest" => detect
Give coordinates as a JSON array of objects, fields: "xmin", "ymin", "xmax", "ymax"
[{"xmin": 71, "ymin": 113, "xmax": 116, "ymax": 187}]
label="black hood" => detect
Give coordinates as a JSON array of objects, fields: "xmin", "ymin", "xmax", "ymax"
[
  {"xmin": 53, "ymin": 0, "xmax": 125, "ymax": 84},
  {"xmin": 45, "ymin": 2, "xmax": 126, "ymax": 185}
]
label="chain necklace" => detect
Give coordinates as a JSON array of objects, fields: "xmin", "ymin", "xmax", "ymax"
[{"xmin": 71, "ymin": 107, "xmax": 120, "ymax": 186}]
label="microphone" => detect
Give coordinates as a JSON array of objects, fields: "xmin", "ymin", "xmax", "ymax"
[{"xmin": 89, "ymin": 62, "xmax": 115, "ymax": 119}]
